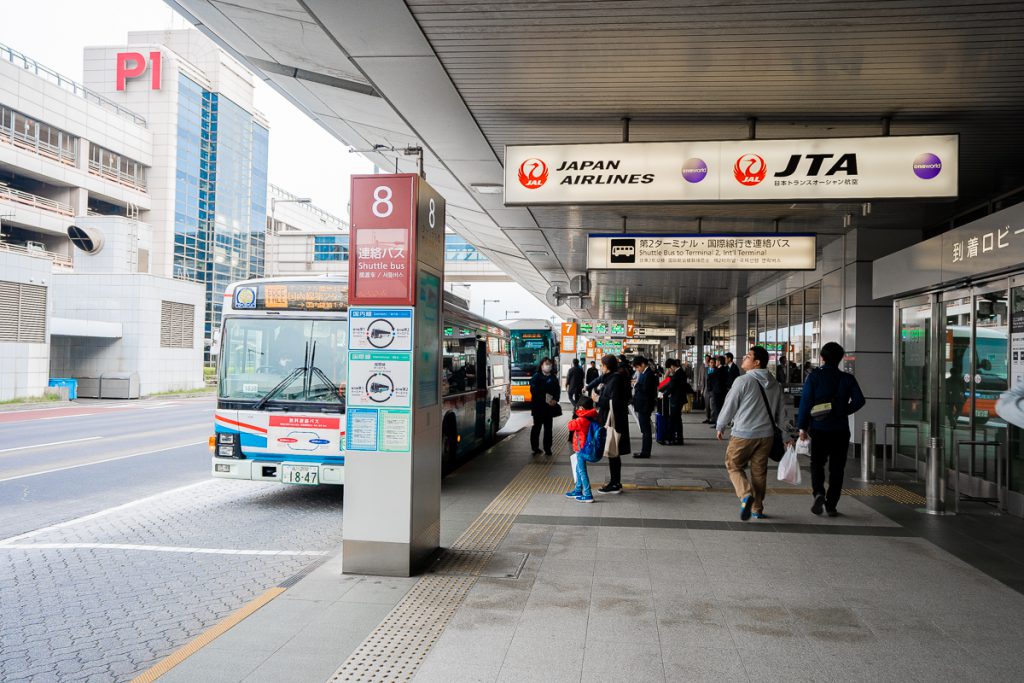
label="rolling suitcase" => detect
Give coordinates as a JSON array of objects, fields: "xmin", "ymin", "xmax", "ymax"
[{"xmin": 655, "ymin": 412, "xmax": 669, "ymax": 443}]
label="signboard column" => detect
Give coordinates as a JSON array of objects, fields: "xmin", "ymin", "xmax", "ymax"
[{"xmin": 344, "ymin": 173, "xmax": 444, "ymax": 576}]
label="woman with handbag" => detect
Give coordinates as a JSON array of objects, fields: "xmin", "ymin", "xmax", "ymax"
[
  {"xmin": 530, "ymin": 357, "xmax": 561, "ymax": 456},
  {"xmin": 595, "ymin": 354, "xmax": 631, "ymax": 494}
]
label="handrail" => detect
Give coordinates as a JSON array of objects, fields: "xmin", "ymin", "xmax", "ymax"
[
  {"xmin": 0, "ymin": 125, "xmax": 76, "ymax": 166},
  {"xmin": 0, "ymin": 42, "xmax": 147, "ymax": 128},
  {"xmin": 0, "ymin": 240, "xmax": 73, "ymax": 268},
  {"xmin": 87, "ymin": 160, "xmax": 148, "ymax": 192},
  {"xmin": 0, "ymin": 185, "xmax": 73, "ymax": 216}
]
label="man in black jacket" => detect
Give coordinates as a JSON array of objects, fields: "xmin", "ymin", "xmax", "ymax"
[
  {"xmin": 631, "ymin": 356, "xmax": 658, "ymax": 458},
  {"xmin": 529, "ymin": 357, "xmax": 560, "ymax": 456},
  {"xmin": 724, "ymin": 352, "xmax": 741, "ymax": 391},
  {"xmin": 565, "ymin": 358, "xmax": 585, "ymax": 409},
  {"xmin": 585, "ymin": 360, "xmax": 599, "ymax": 385}
]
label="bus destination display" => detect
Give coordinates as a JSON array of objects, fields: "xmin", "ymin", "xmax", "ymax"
[{"xmin": 234, "ymin": 283, "xmax": 347, "ymax": 311}]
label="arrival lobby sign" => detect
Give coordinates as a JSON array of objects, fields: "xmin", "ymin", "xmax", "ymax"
[
  {"xmin": 588, "ymin": 233, "xmax": 816, "ymax": 271},
  {"xmin": 504, "ymin": 135, "xmax": 958, "ymax": 204}
]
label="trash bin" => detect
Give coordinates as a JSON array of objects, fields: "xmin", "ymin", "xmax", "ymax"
[
  {"xmin": 48, "ymin": 378, "xmax": 78, "ymax": 401},
  {"xmin": 75, "ymin": 377, "xmax": 101, "ymax": 399},
  {"xmin": 99, "ymin": 372, "xmax": 140, "ymax": 399}
]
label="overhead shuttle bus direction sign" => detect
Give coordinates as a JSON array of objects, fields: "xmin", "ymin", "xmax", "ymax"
[
  {"xmin": 588, "ymin": 234, "xmax": 817, "ymax": 271},
  {"xmin": 504, "ymin": 135, "xmax": 958, "ymax": 204}
]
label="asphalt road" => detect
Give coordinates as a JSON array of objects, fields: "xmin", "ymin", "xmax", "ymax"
[{"xmin": 0, "ymin": 397, "xmax": 347, "ymax": 682}]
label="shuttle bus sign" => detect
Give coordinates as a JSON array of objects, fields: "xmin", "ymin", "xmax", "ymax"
[{"xmin": 588, "ymin": 233, "xmax": 817, "ymax": 271}]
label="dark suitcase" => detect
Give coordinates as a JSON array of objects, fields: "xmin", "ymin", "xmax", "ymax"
[{"xmin": 655, "ymin": 412, "xmax": 670, "ymax": 443}]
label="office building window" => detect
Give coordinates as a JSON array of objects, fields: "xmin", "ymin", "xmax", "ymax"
[
  {"xmin": 88, "ymin": 144, "xmax": 147, "ymax": 189},
  {"xmin": 314, "ymin": 235, "xmax": 349, "ymax": 261}
]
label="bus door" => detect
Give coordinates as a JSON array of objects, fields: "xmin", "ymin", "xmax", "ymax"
[{"xmin": 475, "ymin": 339, "xmax": 487, "ymax": 439}]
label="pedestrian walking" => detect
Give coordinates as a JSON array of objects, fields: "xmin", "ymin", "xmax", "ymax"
[
  {"xmin": 631, "ymin": 356, "xmax": 657, "ymax": 458},
  {"xmin": 565, "ymin": 396, "xmax": 599, "ymax": 503},
  {"xmin": 708, "ymin": 356, "xmax": 728, "ymax": 426},
  {"xmin": 595, "ymin": 354, "xmax": 631, "ymax": 494},
  {"xmin": 797, "ymin": 342, "xmax": 865, "ymax": 517},
  {"xmin": 529, "ymin": 356, "xmax": 560, "ymax": 456},
  {"xmin": 716, "ymin": 346, "xmax": 785, "ymax": 520},
  {"xmin": 585, "ymin": 360, "xmax": 599, "ymax": 385},
  {"xmin": 565, "ymin": 357, "xmax": 585, "ymax": 410},
  {"xmin": 702, "ymin": 356, "xmax": 716, "ymax": 423}
]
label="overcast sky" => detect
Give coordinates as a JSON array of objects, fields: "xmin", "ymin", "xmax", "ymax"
[
  {"xmin": 1, "ymin": 0, "xmax": 373, "ymax": 217},
  {"xmin": 1, "ymin": 0, "xmax": 559, "ymax": 323}
]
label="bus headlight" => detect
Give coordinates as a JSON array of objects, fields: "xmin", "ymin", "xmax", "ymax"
[
  {"xmin": 218, "ymin": 433, "xmax": 236, "ymax": 444},
  {"xmin": 218, "ymin": 445, "xmax": 236, "ymax": 457}
]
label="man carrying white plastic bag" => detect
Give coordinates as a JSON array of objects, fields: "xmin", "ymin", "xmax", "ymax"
[{"xmin": 777, "ymin": 444, "xmax": 802, "ymax": 485}]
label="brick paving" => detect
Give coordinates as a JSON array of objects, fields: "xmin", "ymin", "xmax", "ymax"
[{"xmin": 0, "ymin": 480, "xmax": 345, "ymax": 682}]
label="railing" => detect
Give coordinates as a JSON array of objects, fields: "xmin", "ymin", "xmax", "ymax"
[
  {"xmin": 0, "ymin": 240, "xmax": 73, "ymax": 269},
  {"xmin": 0, "ymin": 42, "xmax": 147, "ymax": 128},
  {"xmin": 87, "ymin": 160, "xmax": 148, "ymax": 192},
  {"xmin": 0, "ymin": 125, "xmax": 76, "ymax": 166},
  {"xmin": 0, "ymin": 185, "xmax": 73, "ymax": 216}
]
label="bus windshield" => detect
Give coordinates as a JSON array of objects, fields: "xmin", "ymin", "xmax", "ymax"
[
  {"xmin": 218, "ymin": 317, "xmax": 347, "ymax": 405},
  {"xmin": 510, "ymin": 330, "xmax": 552, "ymax": 377}
]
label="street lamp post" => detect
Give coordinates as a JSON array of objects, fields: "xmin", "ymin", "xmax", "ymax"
[
  {"xmin": 481, "ymin": 299, "xmax": 500, "ymax": 319},
  {"xmin": 269, "ymin": 196, "xmax": 312, "ymax": 233},
  {"xmin": 505, "ymin": 309, "xmax": 520, "ymax": 320}
]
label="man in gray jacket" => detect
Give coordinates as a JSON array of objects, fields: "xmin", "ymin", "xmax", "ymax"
[{"xmin": 716, "ymin": 345, "xmax": 785, "ymax": 521}]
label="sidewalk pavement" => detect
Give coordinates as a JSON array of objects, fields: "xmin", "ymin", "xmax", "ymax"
[{"xmin": 157, "ymin": 411, "xmax": 1024, "ymax": 682}]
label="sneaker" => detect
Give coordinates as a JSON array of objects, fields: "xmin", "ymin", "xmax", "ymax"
[
  {"xmin": 576, "ymin": 494, "xmax": 595, "ymax": 503},
  {"xmin": 564, "ymin": 489, "xmax": 582, "ymax": 499},
  {"xmin": 740, "ymin": 495, "xmax": 753, "ymax": 521},
  {"xmin": 597, "ymin": 483, "xmax": 623, "ymax": 494},
  {"xmin": 751, "ymin": 512, "xmax": 768, "ymax": 519},
  {"xmin": 811, "ymin": 495, "xmax": 825, "ymax": 516},
  {"xmin": 826, "ymin": 509, "xmax": 839, "ymax": 518}
]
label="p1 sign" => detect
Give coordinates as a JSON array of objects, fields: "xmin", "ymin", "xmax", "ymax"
[{"xmin": 116, "ymin": 51, "xmax": 162, "ymax": 91}]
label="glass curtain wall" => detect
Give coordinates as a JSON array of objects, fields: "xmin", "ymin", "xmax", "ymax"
[
  {"xmin": 753, "ymin": 283, "xmax": 821, "ymax": 387},
  {"xmin": 897, "ymin": 300, "xmax": 933, "ymax": 459}
]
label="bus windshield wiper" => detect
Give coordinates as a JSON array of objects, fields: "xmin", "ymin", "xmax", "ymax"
[
  {"xmin": 254, "ymin": 366, "xmax": 306, "ymax": 410},
  {"xmin": 307, "ymin": 341, "xmax": 343, "ymax": 404}
]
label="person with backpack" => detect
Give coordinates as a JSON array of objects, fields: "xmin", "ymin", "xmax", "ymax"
[
  {"xmin": 565, "ymin": 395, "xmax": 601, "ymax": 503},
  {"xmin": 797, "ymin": 342, "xmax": 865, "ymax": 517}
]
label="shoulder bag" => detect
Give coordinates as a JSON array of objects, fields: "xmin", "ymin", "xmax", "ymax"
[
  {"xmin": 603, "ymin": 409, "xmax": 621, "ymax": 459},
  {"xmin": 755, "ymin": 383, "xmax": 785, "ymax": 463}
]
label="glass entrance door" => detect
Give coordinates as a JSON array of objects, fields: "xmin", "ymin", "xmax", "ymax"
[
  {"xmin": 896, "ymin": 300, "xmax": 933, "ymax": 464},
  {"xmin": 970, "ymin": 286, "xmax": 1009, "ymax": 494}
]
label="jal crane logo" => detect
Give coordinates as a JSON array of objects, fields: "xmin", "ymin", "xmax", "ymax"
[
  {"xmin": 518, "ymin": 158, "xmax": 549, "ymax": 189},
  {"xmin": 733, "ymin": 153, "xmax": 767, "ymax": 186}
]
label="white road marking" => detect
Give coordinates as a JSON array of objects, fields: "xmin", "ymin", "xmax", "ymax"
[
  {"xmin": 0, "ymin": 478, "xmax": 216, "ymax": 544},
  {"xmin": 0, "ymin": 543, "xmax": 328, "ymax": 556},
  {"xmin": 0, "ymin": 436, "xmax": 103, "ymax": 454},
  {"xmin": 0, "ymin": 441, "xmax": 206, "ymax": 484}
]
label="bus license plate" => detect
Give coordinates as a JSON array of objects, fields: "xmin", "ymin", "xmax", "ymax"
[
  {"xmin": 282, "ymin": 464, "xmax": 318, "ymax": 486},
  {"xmin": 512, "ymin": 395, "xmax": 524, "ymax": 403}
]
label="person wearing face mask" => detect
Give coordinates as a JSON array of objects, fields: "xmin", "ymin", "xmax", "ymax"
[
  {"xmin": 595, "ymin": 354, "xmax": 632, "ymax": 494},
  {"xmin": 530, "ymin": 356, "xmax": 561, "ymax": 456}
]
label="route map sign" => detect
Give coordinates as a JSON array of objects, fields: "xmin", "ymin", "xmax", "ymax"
[{"xmin": 349, "ymin": 309, "xmax": 413, "ymax": 351}]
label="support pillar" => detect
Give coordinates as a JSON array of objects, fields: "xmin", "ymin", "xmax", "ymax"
[{"xmin": 343, "ymin": 173, "xmax": 445, "ymax": 576}]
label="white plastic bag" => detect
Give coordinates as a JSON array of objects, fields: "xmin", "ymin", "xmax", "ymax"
[
  {"xmin": 795, "ymin": 436, "xmax": 811, "ymax": 456},
  {"xmin": 777, "ymin": 445, "xmax": 802, "ymax": 485}
]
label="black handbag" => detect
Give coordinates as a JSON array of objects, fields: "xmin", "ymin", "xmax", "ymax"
[
  {"xmin": 549, "ymin": 402, "xmax": 563, "ymax": 417},
  {"xmin": 756, "ymin": 383, "xmax": 785, "ymax": 463}
]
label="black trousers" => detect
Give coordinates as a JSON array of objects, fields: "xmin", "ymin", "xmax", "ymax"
[
  {"xmin": 709, "ymin": 393, "xmax": 723, "ymax": 423},
  {"xmin": 608, "ymin": 455, "xmax": 622, "ymax": 486},
  {"xmin": 531, "ymin": 414, "xmax": 553, "ymax": 453},
  {"xmin": 704, "ymin": 390, "xmax": 713, "ymax": 420},
  {"xmin": 809, "ymin": 429, "xmax": 850, "ymax": 510},
  {"xmin": 568, "ymin": 387, "xmax": 582, "ymax": 409},
  {"xmin": 637, "ymin": 410, "xmax": 653, "ymax": 456},
  {"xmin": 669, "ymin": 404, "xmax": 683, "ymax": 443}
]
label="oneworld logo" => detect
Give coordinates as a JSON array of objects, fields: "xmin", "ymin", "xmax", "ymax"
[
  {"xmin": 681, "ymin": 158, "xmax": 708, "ymax": 184},
  {"xmin": 913, "ymin": 153, "xmax": 942, "ymax": 180},
  {"xmin": 733, "ymin": 154, "xmax": 767, "ymax": 186},
  {"xmin": 517, "ymin": 158, "xmax": 548, "ymax": 189}
]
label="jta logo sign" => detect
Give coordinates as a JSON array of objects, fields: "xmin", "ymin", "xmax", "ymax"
[
  {"xmin": 116, "ymin": 51, "xmax": 162, "ymax": 91},
  {"xmin": 774, "ymin": 154, "xmax": 857, "ymax": 177}
]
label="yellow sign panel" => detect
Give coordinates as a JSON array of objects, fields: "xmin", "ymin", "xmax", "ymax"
[{"xmin": 265, "ymin": 285, "xmax": 288, "ymax": 309}]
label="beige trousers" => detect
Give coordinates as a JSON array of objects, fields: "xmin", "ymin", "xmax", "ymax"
[{"xmin": 724, "ymin": 436, "xmax": 772, "ymax": 514}]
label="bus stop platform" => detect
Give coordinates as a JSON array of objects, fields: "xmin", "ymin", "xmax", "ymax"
[{"xmin": 153, "ymin": 412, "xmax": 1024, "ymax": 682}]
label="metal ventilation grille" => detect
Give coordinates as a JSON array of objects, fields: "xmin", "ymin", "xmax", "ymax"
[
  {"xmin": 160, "ymin": 300, "xmax": 194, "ymax": 349},
  {"xmin": 0, "ymin": 280, "xmax": 46, "ymax": 343}
]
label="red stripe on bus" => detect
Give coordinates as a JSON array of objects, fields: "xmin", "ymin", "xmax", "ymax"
[{"xmin": 216, "ymin": 415, "xmax": 268, "ymax": 434}]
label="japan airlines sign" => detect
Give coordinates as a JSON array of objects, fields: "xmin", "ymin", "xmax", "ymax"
[
  {"xmin": 116, "ymin": 51, "xmax": 162, "ymax": 90},
  {"xmin": 504, "ymin": 135, "xmax": 958, "ymax": 204}
]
